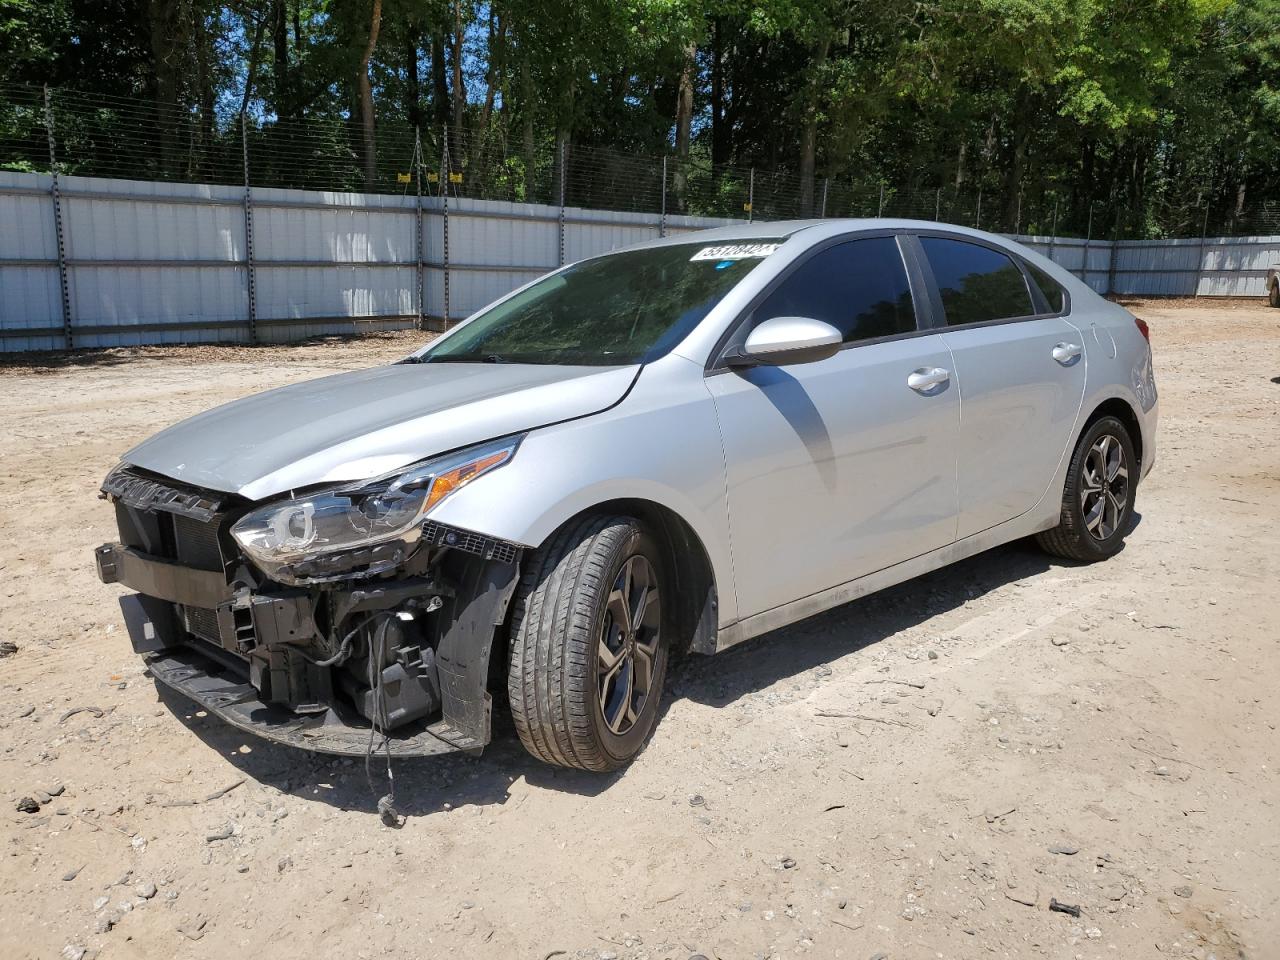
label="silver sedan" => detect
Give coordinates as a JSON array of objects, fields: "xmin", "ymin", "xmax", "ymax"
[{"xmin": 95, "ymin": 219, "xmax": 1157, "ymax": 772}]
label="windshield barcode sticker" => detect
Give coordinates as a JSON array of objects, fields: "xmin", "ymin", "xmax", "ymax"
[{"xmin": 690, "ymin": 243, "xmax": 780, "ymax": 261}]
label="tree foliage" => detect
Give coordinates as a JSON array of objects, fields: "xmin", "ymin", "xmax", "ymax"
[{"xmin": 1, "ymin": 0, "xmax": 1277, "ymax": 236}]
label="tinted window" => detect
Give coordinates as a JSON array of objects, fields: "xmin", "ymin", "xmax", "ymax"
[
  {"xmin": 920, "ymin": 237, "xmax": 1034, "ymax": 326},
  {"xmin": 753, "ymin": 237, "xmax": 916, "ymax": 344},
  {"xmin": 422, "ymin": 240, "xmax": 780, "ymax": 365},
  {"xmin": 1026, "ymin": 262, "xmax": 1066, "ymax": 313}
]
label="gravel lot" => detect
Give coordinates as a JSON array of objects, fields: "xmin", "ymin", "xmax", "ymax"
[{"xmin": 1, "ymin": 300, "xmax": 1277, "ymax": 960}]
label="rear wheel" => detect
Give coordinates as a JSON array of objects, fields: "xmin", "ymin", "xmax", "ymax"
[
  {"xmin": 1269, "ymin": 280, "xmax": 1279, "ymax": 308},
  {"xmin": 1036, "ymin": 416, "xmax": 1137, "ymax": 562},
  {"xmin": 507, "ymin": 515, "xmax": 669, "ymax": 771}
]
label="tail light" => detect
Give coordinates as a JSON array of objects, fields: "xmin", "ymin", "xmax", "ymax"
[{"xmin": 1133, "ymin": 316, "xmax": 1150, "ymax": 342}]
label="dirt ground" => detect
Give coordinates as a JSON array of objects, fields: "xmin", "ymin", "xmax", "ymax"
[{"xmin": 1, "ymin": 300, "xmax": 1277, "ymax": 960}]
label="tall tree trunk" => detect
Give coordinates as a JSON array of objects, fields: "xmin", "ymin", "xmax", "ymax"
[
  {"xmin": 798, "ymin": 36, "xmax": 830, "ymax": 217},
  {"xmin": 356, "ymin": 0, "xmax": 383, "ymax": 189},
  {"xmin": 272, "ymin": 0, "xmax": 290, "ymax": 118},
  {"xmin": 451, "ymin": 0, "xmax": 465, "ymax": 156},
  {"xmin": 673, "ymin": 41, "xmax": 696, "ymax": 212},
  {"xmin": 431, "ymin": 33, "xmax": 450, "ymax": 125},
  {"xmin": 552, "ymin": 81, "xmax": 574, "ymax": 205},
  {"xmin": 405, "ymin": 30, "xmax": 422, "ymax": 128},
  {"xmin": 521, "ymin": 60, "xmax": 535, "ymax": 200},
  {"xmin": 471, "ymin": 10, "xmax": 501, "ymax": 169},
  {"xmin": 239, "ymin": 11, "xmax": 266, "ymax": 118},
  {"xmin": 1002, "ymin": 98, "xmax": 1030, "ymax": 231},
  {"xmin": 954, "ymin": 141, "xmax": 966, "ymax": 190},
  {"xmin": 146, "ymin": 0, "xmax": 185, "ymax": 178},
  {"xmin": 710, "ymin": 17, "xmax": 728, "ymax": 170},
  {"xmin": 193, "ymin": 8, "xmax": 215, "ymax": 177}
]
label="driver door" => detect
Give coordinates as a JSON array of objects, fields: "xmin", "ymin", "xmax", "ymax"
[{"xmin": 705, "ymin": 235, "xmax": 961, "ymax": 621}]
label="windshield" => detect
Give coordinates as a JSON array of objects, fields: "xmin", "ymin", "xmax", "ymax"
[{"xmin": 418, "ymin": 240, "xmax": 783, "ymax": 365}]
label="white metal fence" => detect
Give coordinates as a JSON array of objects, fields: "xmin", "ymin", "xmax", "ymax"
[{"xmin": 1, "ymin": 170, "xmax": 1276, "ymax": 353}]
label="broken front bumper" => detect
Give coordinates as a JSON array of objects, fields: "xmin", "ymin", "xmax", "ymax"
[
  {"xmin": 140, "ymin": 610, "xmax": 478, "ymax": 757},
  {"xmin": 96, "ymin": 527, "xmax": 519, "ymax": 758}
]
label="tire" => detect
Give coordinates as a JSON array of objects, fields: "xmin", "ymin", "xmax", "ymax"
[
  {"xmin": 1269, "ymin": 281, "xmax": 1279, "ymax": 308},
  {"xmin": 1036, "ymin": 415, "xmax": 1138, "ymax": 563},
  {"xmin": 507, "ymin": 514, "xmax": 670, "ymax": 771}
]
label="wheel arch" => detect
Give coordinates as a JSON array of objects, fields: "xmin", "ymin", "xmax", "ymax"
[
  {"xmin": 530, "ymin": 498, "xmax": 720, "ymax": 657},
  {"xmin": 1081, "ymin": 396, "xmax": 1144, "ymax": 472}
]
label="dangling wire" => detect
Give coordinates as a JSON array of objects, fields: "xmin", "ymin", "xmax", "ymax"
[{"xmin": 363, "ymin": 613, "xmax": 402, "ymax": 827}]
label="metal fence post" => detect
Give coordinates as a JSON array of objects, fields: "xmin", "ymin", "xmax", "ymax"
[
  {"xmin": 659, "ymin": 156, "xmax": 667, "ymax": 238},
  {"xmin": 413, "ymin": 126, "xmax": 424, "ymax": 332},
  {"xmin": 240, "ymin": 114, "xmax": 257, "ymax": 343},
  {"xmin": 557, "ymin": 140, "xmax": 566, "ymax": 265},
  {"xmin": 975, "ymin": 186, "xmax": 982, "ymax": 229},
  {"xmin": 747, "ymin": 167, "xmax": 755, "ymax": 223},
  {"xmin": 1107, "ymin": 218, "xmax": 1119, "ymax": 297},
  {"xmin": 1194, "ymin": 204, "xmax": 1210, "ymax": 297},
  {"xmin": 1081, "ymin": 203, "xmax": 1094, "ymax": 285},
  {"xmin": 441, "ymin": 128, "xmax": 451, "ymax": 325},
  {"xmin": 1048, "ymin": 199, "xmax": 1059, "ymax": 263},
  {"xmin": 820, "ymin": 178, "xmax": 829, "ymax": 218},
  {"xmin": 43, "ymin": 86, "xmax": 73, "ymax": 350}
]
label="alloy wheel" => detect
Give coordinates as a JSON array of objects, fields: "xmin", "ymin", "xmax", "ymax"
[
  {"xmin": 1080, "ymin": 433, "xmax": 1129, "ymax": 540},
  {"xmin": 598, "ymin": 554, "xmax": 661, "ymax": 735}
]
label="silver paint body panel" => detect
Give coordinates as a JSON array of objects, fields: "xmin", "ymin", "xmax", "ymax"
[{"xmin": 119, "ymin": 218, "xmax": 1158, "ymax": 647}]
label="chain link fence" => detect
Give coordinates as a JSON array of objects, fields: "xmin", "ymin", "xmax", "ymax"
[{"xmin": 6, "ymin": 82, "xmax": 1279, "ymax": 241}]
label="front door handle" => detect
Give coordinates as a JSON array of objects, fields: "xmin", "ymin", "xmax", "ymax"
[
  {"xmin": 907, "ymin": 367, "xmax": 950, "ymax": 393},
  {"xmin": 1052, "ymin": 342, "xmax": 1082, "ymax": 364}
]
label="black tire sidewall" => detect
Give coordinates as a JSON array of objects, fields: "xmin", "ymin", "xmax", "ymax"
[
  {"xmin": 1270, "ymin": 282, "xmax": 1280, "ymax": 308},
  {"xmin": 1064, "ymin": 416, "xmax": 1138, "ymax": 559},
  {"xmin": 586, "ymin": 526, "xmax": 670, "ymax": 765}
]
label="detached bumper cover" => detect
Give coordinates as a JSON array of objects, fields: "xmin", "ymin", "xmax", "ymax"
[{"xmin": 144, "ymin": 625, "xmax": 481, "ymax": 757}]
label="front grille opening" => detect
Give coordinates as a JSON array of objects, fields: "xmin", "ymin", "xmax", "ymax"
[{"xmin": 172, "ymin": 514, "xmax": 224, "ymax": 571}]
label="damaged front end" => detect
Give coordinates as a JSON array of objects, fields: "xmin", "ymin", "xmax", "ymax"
[{"xmin": 93, "ymin": 443, "xmax": 524, "ymax": 757}]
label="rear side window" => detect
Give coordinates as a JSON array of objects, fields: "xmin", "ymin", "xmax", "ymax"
[
  {"xmin": 920, "ymin": 237, "xmax": 1034, "ymax": 326},
  {"xmin": 753, "ymin": 237, "xmax": 916, "ymax": 344},
  {"xmin": 1025, "ymin": 261, "xmax": 1067, "ymax": 313}
]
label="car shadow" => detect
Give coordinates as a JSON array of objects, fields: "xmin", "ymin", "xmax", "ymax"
[{"xmin": 151, "ymin": 536, "xmax": 1103, "ymax": 820}]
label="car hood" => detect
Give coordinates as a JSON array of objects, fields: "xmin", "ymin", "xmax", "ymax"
[{"xmin": 123, "ymin": 361, "xmax": 639, "ymax": 501}]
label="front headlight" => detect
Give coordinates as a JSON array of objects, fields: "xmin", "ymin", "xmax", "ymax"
[{"xmin": 231, "ymin": 436, "xmax": 520, "ymax": 579}]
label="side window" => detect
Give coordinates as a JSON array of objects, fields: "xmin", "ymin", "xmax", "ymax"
[
  {"xmin": 1025, "ymin": 261, "xmax": 1067, "ymax": 313},
  {"xmin": 920, "ymin": 237, "xmax": 1035, "ymax": 326},
  {"xmin": 753, "ymin": 237, "xmax": 916, "ymax": 344}
]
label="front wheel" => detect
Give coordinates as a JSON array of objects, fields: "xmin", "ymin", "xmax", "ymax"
[
  {"xmin": 1269, "ymin": 281, "xmax": 1279, "ymax": 308},
  {"xmin": 1036, "ymin": 416, "xmax": 1138, "ymax": 562},
  {"xmin": 507, "ymin": 515, "xmax": 669, "ymax": 771}
]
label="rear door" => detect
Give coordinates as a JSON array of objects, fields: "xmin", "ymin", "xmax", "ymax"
[
  {"xmin": 913, "ymin": 234, "xmax": 1086, "ymax": 540},
  {"xmin": 706, "ymin": 234, "xmax": 961, "ymax": 620}
]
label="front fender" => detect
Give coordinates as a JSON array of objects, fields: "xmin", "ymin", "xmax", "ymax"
[{"xmin": 427, "ymin": 359, "xmax": 739, "ymax": 627}]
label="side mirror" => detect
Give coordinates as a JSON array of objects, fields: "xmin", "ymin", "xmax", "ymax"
[{"xmin": 726, "ymin": 316, "xmax": 843, "ymax": 368}]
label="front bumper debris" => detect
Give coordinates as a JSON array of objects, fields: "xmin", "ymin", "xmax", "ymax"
[
  {"xmin": 97, "ymin": 511, "xmax": 521, "ymax": 757},
  {"xmin": 143, "ymin": 623, "xmax": 479, "ymax": 757}
]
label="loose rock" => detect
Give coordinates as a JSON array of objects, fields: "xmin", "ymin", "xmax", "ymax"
[
  {"xmin": 1173, "ymin": 885, "xmax": 1193, "ymax": 899},
  {"xmin": 206, "ymin": 823, "xmax": 235, "ymax": 842},
  {"xmin": 135, "ymin": 881, "xmax": 157, "ymax": 899},
  {"xmin": 1049, "ymin": 898, "xmax": 1081, "ymax": 917},
  {"xmin": 15, "ymin": 797, "xmax": 40, "ymax": 814},
  {"xmin": 0, "ymin": 641, "xmax": 18, "ymax": 657},
  {"xmin": 1048, "ymin": 844, "xmax": 1079, "ymax": 855},
  {"xmin": 61, "ymin": 864, "xmax": 84, "ymax": 881}
]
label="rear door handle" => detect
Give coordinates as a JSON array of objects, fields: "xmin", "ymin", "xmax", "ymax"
[
  {"xmin": 1052, "ymin": 342, "xmax": 1082, "ymax": 364},
  {"xmin": 907, "ymin": 367, "xmax": 950, "ymax": 393}
]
